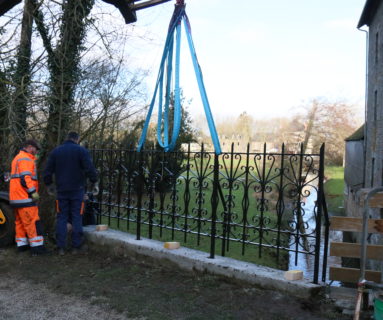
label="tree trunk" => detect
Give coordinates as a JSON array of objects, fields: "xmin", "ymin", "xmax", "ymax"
[
  {"xmin": 11, "ymin": 0, "xmax": 34, "ymax": 145},
  {"xmin": 32, "ymin": 0, "xmax": 95, "ymax": 236},
  {"xmin": 40, "ymin": 0, "xmax": 95, "ymax": 157},
  {"xmin": 302, "ymin": 100, "xmax": 318, "ymax": 154}
]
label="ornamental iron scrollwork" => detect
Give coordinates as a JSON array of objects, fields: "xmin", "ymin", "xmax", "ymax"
[{"xmin": 90, "ymin": 142, "xmax": 327, "ymax": 284}]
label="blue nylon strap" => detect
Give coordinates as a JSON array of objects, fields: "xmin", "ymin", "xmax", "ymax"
[
  {"xmin": 183, "ymin": 15, "xmax": 221, "ymax": 154},
  {"xmin": 137, "ymin": 22, "xmax": 175, "ymax": 151},
  {"xmin": 157, "ymin": 35, "xmax": 174, "ymax": 148},
  {"xmin": 167, "ymin": 22, "xmax": 182, "ymax": 151},
  {"xmin": 137, "ymin": 5, "xmax": 221, "ymax": 155}
]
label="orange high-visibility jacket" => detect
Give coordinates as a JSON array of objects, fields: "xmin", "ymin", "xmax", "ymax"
[{"xmin": 9, "ymin": 150, "xmax": 38, "ymax": 207}]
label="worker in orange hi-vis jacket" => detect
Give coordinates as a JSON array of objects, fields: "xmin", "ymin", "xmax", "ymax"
[{"xmin": 9, "ymin": 139, "xmax": 48, "ymax": 256}]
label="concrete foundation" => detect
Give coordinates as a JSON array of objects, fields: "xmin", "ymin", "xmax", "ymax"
[{"xmin": 84, "ymin": 226, "xmax": 323, "ymax": 299}]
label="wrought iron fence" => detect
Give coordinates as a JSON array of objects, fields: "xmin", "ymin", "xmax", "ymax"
[{"xmin": 90, "ymin": 143, "xmax": 329, "ymax": 284}]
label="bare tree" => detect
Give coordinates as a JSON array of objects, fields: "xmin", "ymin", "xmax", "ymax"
[
  {"xmin": 31, "ymin": 0, "xmax": 95, "ymax": 155},
  {"xmin": 71, "ymin": 58, "xmax": 148, "ymax": 146},
  {"xmin": 292, "ymin": 98, "xmax": 359, "ymax": 164}
]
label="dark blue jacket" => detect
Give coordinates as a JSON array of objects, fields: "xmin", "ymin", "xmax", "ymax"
[{"xmin": 43, "ymin": 140, "xmax": 98, "ymax": 193}]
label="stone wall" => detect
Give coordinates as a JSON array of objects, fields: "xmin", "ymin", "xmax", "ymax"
[{"xmin": 365, "ymin": 3, "xmax": 383, "ymax": 190}]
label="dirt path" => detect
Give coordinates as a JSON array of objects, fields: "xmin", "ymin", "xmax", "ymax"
[{"xmin": 0, "ymin": 246, "xmax": 348, "ymax": 320}]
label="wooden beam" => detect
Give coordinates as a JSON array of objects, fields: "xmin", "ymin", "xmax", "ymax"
[
  {"xmin": 330, "ymin": 242, "xmax": 383, "ymax": 259},
  {"xmin": 358, "ymin": 189, "xmax": 383, "ymax": 208},
  {"xmin": 330, "ymin": 216, "xmax": 383, "ymax": 233},
  {"xmin": 368, "ymin": 192, "xmax": 383, "ymax": 208},
  {"xmin": 329, "ymin": 266, "xmax": 381, "ymax": 283}
]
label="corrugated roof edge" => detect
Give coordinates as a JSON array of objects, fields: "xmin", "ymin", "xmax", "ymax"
[
  {"xmin": 345, "ymin": 124, "xmax": 365, "ymax": 141},
  {"xmin": 357, "ymin": 0, "xmax": 381, "ymax": 28}
]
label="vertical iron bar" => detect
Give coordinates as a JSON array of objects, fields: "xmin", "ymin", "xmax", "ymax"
[
  {"xmin": 321, "ymin": 191, "xmax": 330, "ymax": 282},
  {"xmin": 241, "ymin": 143, "xmax": 250, "ymax": 255},
  {"xmin": 276, "ymin": 143, "xmax": 285, "ymax": 265},
  {"xmin": 148, "ymin": 148, "xmax": 155, "ymax": 239},
  {"xmin": 219, "ymin": 182, "xmax": 227, "ymax": 256},
  {"xmin": 92, "ymin": 148, "xmax": 101, "ymax": 225},
  {"xmin": 171, "ymin": 150, "xmax": 178, "ymax": 240},
  {"xmin": 183, "ymin": 143, "xmax": 191, "ymax": 242},
  {"xmin": 136, "ymin": 151, "xmax": 144, "ymax": 240},
  {"xmin": 313, "ymin": 143, "xmax": 325, "ymax": 284},
  {"xmin": 107, "ymin": 148, "xmax": 113, "ymax": 226},
  {"xmin": 159, "ymin": 149, "xmax": 166, "ymax": 237},
  {"xmin": 220, "ymin": 146, "xmax": 230, "ymax": 256},
  {"xmin": 210, "ymin": 153, "xmax": 219, "ymax": 258},
  {"xmin": 294, "ymin": 143, "xmax": 304, "ymax": 266},
  {"xmin": 116, "ymin": 149, "xmax": 122, "ymax": 229},
  {"xmin": 258, "ymin": 143, "xmax": 267, "ymax": 258},
  {"xmin": 226, "ymin": 143, "xmax": 235, "ymax": 252},
  {"xmin": 97, "ymin": 148, "xmax": 105, "ymax": 225},
  {"xmin": 126, "ymin": 146, "xmax": 133, "ymax": 231},
  {"xmin": 196, "ymin": 144, "xmax": 204, "ymax": 245}
]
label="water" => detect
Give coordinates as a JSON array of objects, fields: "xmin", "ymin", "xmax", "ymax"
[{"xmin": 288, "ymin": 187, "xmax": 343, "ymax": 284}]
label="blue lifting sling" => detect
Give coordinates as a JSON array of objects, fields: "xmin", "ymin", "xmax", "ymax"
[{"xmin": 137, "ymin": 1, "xmax": 222, "ymax": 155}]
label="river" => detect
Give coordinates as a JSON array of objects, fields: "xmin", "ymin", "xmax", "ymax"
[{"xmin": 288, "ymin": 187, "xmax": 343, "ymax": 285}]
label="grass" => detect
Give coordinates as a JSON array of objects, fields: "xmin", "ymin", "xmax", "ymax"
[
  {"xmin": 324, "ymin": 166, "xmax": 345, "ymax": 215},
  {"xmin": 97, "ymin": 175, "xmax": 292, "ymax": 270},
  {"xmin": 102, "ymin": 216, "xmax": 290, "ymax": 269}
]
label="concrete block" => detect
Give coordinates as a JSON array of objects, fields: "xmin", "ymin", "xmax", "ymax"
[
  {"xmin": 83, "ymin": 226, "xmax": 324, "ymax": 299},
  {"xmin": 96, "ymin": 224, "xmax": 108, "ymax": 231},
  {"xmin": 284, "ymin": 270, "xmax": 303, "ymax": 281},
  {"xmin": 164, "ymin": 242, "xmax": 180, "ymax": 249}
]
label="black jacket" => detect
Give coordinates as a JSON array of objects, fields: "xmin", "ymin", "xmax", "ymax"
[{"xmin": 43, "ymin": 140, "xmax": 97, "ymax": 193}]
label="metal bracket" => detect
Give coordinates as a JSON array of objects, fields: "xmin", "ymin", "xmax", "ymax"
[{"xmin": 132, "ymin": 0, "xmax": 172, "ymax": 11}]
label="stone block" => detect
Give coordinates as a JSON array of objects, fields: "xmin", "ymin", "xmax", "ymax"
[
  {"xmin": 164, "ymin": 242, "xmax": 180, "ymax": 249},
  {"xmin": 96, "ymin": 224, "xmax": 108, "ymax": 231},
  {"xmin": 284, "ymin": 270, "xmax": 303, "ymax": 281}
]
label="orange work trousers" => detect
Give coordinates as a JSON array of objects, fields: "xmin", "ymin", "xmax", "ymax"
[{"xmin": 15, "ymin": 206, "xmax": 44, "ymax": 248}]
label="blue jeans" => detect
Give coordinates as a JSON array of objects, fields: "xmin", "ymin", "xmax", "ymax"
[{"xmin": 56, "ymin": 190, "xmax": 84, "ymax": 249}]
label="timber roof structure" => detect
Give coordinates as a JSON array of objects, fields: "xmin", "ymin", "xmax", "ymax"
[{"xmin": 345, "ymin": 124, "xmax": 365, "ymax": 141}]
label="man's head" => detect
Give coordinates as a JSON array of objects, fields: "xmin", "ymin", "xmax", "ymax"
[
  {"xmin": 67, "ymin": 131, "xmax": 80, "ymax": 144},
  {"xmin": 23, "ymin": 139, "xmax": 41, "ymax": 156}
]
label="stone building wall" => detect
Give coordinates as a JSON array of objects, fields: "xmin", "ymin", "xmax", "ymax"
[{"xmin": 365, "ymin": 2, "xmax": 383, "ymax": 193}]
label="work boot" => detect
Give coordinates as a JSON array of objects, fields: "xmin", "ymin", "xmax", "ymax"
[
  {"xmin": 31, "ymin": 245, "xmax": 50, "ymax": 256},
  {"xmin": 17, "ymin": 245, "xmax": 30, "ymax": 253},
  {"xmin": 71, "ymin": 243, "xmax": 88, "ymax": 255}
]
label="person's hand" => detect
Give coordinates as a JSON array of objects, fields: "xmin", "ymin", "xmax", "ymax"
[
  {"xmin": 90, "ymin": 182, "xmax": 99, "ymax": 196},
  {"xmin": 47, "ymin": 184, "xmax": 56, "ymax": 196},
  {"xmin": 31, "ymin": 192, "xmax": 40, "ymax": 201}
]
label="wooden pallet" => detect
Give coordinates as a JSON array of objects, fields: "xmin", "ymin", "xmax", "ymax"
[{"xmin": 329, "ymin": 191, "xmax": 383, "ymax": 283}]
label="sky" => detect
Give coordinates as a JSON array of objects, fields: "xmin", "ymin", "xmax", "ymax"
[
  {"xmin": 117, "ymin": 0, "xmax": 368, "ymax": 122},
  {"xmin": 2, "ymin": 0, "xmax": 367, "ymax": 122}
]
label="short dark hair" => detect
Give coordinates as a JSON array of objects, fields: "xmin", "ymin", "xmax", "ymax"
[
  {"xmin": 67, "ymin": 132, "xmax": 79, "ymax": 141},
  {"xmin": 23, "ymin": 139, "xmax": 41, "ymax": 150}
]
